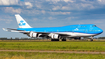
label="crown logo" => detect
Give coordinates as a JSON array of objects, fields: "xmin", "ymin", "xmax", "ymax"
[{"xmin": 19, "ymin": 20, "xmax": 26, "ymax": 26}]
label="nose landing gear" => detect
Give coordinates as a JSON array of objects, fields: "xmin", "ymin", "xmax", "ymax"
[{"xmin": 90, "ymin": 36, "xmax": 93, "ymax": 41}]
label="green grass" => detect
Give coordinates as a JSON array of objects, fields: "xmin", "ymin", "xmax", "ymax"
[
  {"xmin": 0, "ymin": 41, "xmax": 105, "ymax": 51},
  {"xmin": 0, "ymin": 52, "xmax": 105, "ymax": 59}
]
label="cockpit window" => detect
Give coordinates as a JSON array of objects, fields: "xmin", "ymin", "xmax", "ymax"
[{"xmin": 92, "ymin": 25, "xmax": 96, "ymax": 27}]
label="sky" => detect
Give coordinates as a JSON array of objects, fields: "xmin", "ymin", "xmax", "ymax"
[{"xmin": 0, "ymin": 0, "xmax": 105, "ymax": 38}]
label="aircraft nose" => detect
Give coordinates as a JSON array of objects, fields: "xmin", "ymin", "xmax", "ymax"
[{"xmin": 99, "ymin": 29, "xmax": 103, "ymax": 34}]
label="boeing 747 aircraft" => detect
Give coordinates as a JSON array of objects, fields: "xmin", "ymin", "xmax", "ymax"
[{"xmin": 3, "ymin": 14, "xmax": 103, "ymax": 41}]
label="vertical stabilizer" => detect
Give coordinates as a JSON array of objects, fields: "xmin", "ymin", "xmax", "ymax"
[{"xmin": 15, "ymin": 14, "xmax": 32, "ymax": 28}]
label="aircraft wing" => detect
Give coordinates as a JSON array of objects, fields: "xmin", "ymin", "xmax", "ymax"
[
  {"xmin": 2, "ymin": 28, "xmax": 29, "ymax": 33},
  {"xmin": 2, "ymin": 28, "xmax": 51, "ymax": 34},
  {"xmin": 2, "ymin": 28, "xmax": 70, "ymax": 37}
]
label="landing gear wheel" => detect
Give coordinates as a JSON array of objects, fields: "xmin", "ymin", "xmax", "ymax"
[
  {"xmin": 62, "ymin": 38, "xmax": 66, "ymax": 41},
  {"xmin": 90, "ymin": 39, "xmax": 93, "ymax": 41},
  {"xmin": 51, "ymin": 39, "xmax": 59, "ymax": 41},
  {"xmin": 51, "ymin": 39, "xmax": 54, "ymax": 41},
  {"xmin": 78, "ymin": 37, "xmax": 81, "ymax": 40}
]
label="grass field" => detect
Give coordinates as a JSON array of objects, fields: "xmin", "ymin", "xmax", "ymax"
[
  {"xmin": 0, "ymin": 52, "xmax": 105, "ymax": 59},
  {"xmin": 0, "ymin": 41, "xmax": 105, "ymax": 51}
]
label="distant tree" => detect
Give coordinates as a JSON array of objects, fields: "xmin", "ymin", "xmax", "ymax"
[
  {"xmin": 15, "ymin": 38, "xmax": 19, "ymax": 39},
  {"xmin": 0, "ymin": 37, "xmax": 7, "ymax": 40},
  {"xmin": 98, "ymin": 37, "xmax": 105, "ymax": 39}
]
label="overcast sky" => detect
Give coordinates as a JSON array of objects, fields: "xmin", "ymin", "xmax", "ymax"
[{"xmin": 0, "ymin": 0, "xmax": 105, "ymax": 38}]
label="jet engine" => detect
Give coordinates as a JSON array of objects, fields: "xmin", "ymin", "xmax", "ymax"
[
  {"xmin": 49, "ymin": 33, "xmax": 59, "ymax": 39},
  {"xmin": 29, "ymin": 31, "xmax": 38, "ymax": 38}
]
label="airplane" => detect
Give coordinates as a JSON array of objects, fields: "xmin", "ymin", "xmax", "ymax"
[{"xmin": 3, "ymin": 14, "xmax": 103, "ymax": 41}]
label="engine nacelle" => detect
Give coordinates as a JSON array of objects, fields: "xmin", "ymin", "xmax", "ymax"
[
  {"xmin": 29, "ymin": 31, "xmax": 38, "ymax": 38},
  {"xmin": 49, "ymin": 33, "xmax": 59, "ymax": 39}
]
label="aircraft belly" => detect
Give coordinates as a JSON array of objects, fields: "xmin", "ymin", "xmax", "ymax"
[{"xmin": 55, "ymin": 32, "xmax": 98, "ymax": 37}]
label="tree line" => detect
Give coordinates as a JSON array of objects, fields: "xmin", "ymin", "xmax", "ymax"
[
  {"xmin": 0, "ymin": 37, "xmax": 105, "ymax": 40},
  {"xmin": 0, "ymin": 37, "xmax": 47, "ymax": 40}
]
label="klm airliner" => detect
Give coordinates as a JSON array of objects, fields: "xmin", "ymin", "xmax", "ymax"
[{"xmin": 3, "ymin": 14, "xmax": 103, "ymax": 41}]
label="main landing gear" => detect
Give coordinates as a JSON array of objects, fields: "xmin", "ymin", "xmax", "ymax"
[
  {"xmin": 51, "ymin": 39, "xmax": 59, "ymax": 41},
  {"xmin": 51, "ymin": 38, "xmax": 66, "ymax": 41},
  {"xmin": 74, "ymin": 37, "xmax": 81, "ymax": 40},
  {"xmin": 62, "ymin": 38, "xmax": 66, "ymax": 41}
]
